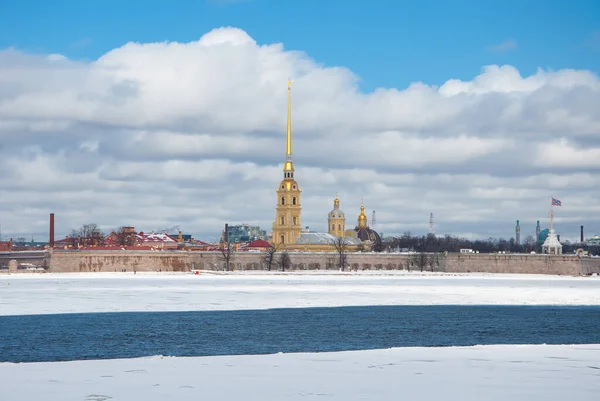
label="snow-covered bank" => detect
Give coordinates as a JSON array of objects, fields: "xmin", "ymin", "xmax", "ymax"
[
  {"xmin": 2, "ymin": 345, "xmax": 598, "ymax": 401},
  {"xmin": 1, "ymin": 273, "xmax": 599, "ymax": 316}
]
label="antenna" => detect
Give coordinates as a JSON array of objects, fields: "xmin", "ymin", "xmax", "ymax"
[
  {"xmin": 429, "ymin": 213, "xmax": 435, "ymax": 235},
  {"xmin": 372, "ymin": 210, "xmax": 376, "ymax": 230}
]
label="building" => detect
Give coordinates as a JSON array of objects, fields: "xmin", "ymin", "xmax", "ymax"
[
  {"xmin": 240, "ymin": 239, "xmax": 273, "ymax": 252},
  {"xmin": 222, "ymin": 224, "xmax": 267, "ymax": 244},
  {"xmin": 538, "ymin": 228, "xmax": 550, "ymax": 244},
  {"xmin": 270, "ymin": 80, "xmax": 376, "ymax": 252},
  {"xmin": 348, "ymin": 204, "xmax": 381, "ymax": 244},
  {"xmin": 585, "ymin": 235, "xmax": 600, "ymax": 247},
  {"xmin": 328, "ymin": 196, "xmax": 346, "ymax": 237},
  {"xmin": 542, "ymin": 229, "xmax": 562, "ymax": 255}
]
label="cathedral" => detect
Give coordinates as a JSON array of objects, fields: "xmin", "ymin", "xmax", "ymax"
[{"xmin": 270, "ymin": 80, "xmax": 380, "ymax": 252}]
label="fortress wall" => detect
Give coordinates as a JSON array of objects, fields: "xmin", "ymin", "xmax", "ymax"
[
  {"xmin": 49, "ymin": 251, "xmax": 218, "ymax": 273},
  {"xmin": 48, "ymin": 250, "xmax": 585, "ymax": 275},
  {"xmin": 443, "ymin": 254, "xmax": 581, "ymax": 275},
  {"xmin": 581, "ymin": 257, "xmax": 600, "ymax": 275}
]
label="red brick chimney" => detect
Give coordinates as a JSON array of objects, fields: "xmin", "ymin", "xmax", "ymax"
[{"xmin": 49, "ymin": 213, "xmax": 55, "ymax": 247}]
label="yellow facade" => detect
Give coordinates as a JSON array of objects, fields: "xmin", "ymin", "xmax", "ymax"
[
  {"xmin": 272, "ymin": 79, "xmax": 302, "ymax": 246},
  {"xmin": 273, "ymin": 178, "xmax": 302, "ymax": 245},
  {"xmin": 270, "ymin": 80, "xmax": 373, "ymax": 252},
  {"xmin": 328, "ymin": 196, "xmax": 346, "ymax": 237}
]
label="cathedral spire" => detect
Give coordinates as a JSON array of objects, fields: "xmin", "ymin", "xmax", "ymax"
[{"xmin": 283, "ymin": 79, "xmax": 295, "ymax": 176}]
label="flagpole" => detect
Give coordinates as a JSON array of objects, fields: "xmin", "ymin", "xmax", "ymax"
[{"xmin": 550, "ymin": 196, "xmax": 554, "ymax": 232}]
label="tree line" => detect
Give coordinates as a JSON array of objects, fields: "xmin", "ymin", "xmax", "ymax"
[{"xmin": 377, "ymin": 232, "xmax": 598, "ymax": 255}]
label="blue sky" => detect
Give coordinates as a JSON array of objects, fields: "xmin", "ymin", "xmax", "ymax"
[
  {"xmin": 1, "ymin": 0, "xmax": 598, "ymax": 91},
  {"xmin": 1, "ymin": 0, "xmax": 600, "ymax": 241}
]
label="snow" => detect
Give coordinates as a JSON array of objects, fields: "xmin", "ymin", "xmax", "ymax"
[
  {"xmin": 2, "ymin": 344, "xmax": 598, "ymax": 400},
  {"xmin": 1, "ymin": 271, "xmax": 600, "ymax": 316}
]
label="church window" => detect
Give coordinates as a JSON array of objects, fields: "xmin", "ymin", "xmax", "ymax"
[
  {"xmin": 292, "ymin": 197, "xmax": 296, "ymax": 205},
  {"xmin": 281, "ymin": 185, "xmax": 285, "ymax": 189},
  {"xmin": 331, "ymin": 224, "xmax": 335, "ymax": 231},
  {"xmin": 280, "ymin": 235, "xmax": 285, "ymax": 244},
  {"xmin": 293, "ymin": 217, "xmax": 297, "ymax": 225},
  {"xmin": 281, "ymin": 216, "xmax": 285, "ymax": 225},
  {"xmin": 281, "ymin": 197, "xmax": 285, "ymax": 205},
  {"xmin": 293, "ymin": 185, "xmax": 296, "ymax": 189},
  {"xmin": 338, "ymin": 224, "xmax": 341, "ymax": 231}
]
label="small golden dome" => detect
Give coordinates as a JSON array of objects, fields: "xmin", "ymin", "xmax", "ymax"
[{"xmin": 357, "ymin": 204, "xmax": 368, "ymax": 228}]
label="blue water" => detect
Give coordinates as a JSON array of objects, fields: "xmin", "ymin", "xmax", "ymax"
[{"xmin": 1, "ymin": 305, "xmax": 599, "ymax": 363}]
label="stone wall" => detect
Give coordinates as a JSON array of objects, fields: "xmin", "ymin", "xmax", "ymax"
[
  {"xmin": 581, "ymin": 257, "xmax": 600, "ymax": 275},
  {"xmin": 47, "ymin": 250, "xmax": 588, "ymax": 276},
  {"xmin": 50, "ymin": 251, "xmax": 211, "ymax": 273},
  {"xmin": 443, "ymin": 254, "xmax": 582, "ymax": 275},
  {"xmin": 0, "ymin": 251, "xmax": 50, "ymax": 271}
]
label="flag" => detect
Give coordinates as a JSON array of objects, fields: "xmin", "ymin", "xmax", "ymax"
[{"xmin": 552, "ymin": 198, "xmax": 562, "ymax": 206}]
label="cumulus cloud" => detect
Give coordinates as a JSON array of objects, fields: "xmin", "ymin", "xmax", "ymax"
[{"xmin": 0, "ymin": 27, "xmax": 599, "ymax": 242}]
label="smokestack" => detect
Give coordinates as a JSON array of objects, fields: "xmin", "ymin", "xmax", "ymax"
[
  {"xmin": 581, "ymin": 225, "xmax": 584, "ymax": 243},
  {"xmin": 225, "ymin": 223, "xmax": 229, "ymax": 245},
  {"xmin": 49, "ymin": 213, "xmax": 55, "ymax": 248},
  {"xmin": 515, "ymin": 220, "xmax": 521, "ymax": 245}
]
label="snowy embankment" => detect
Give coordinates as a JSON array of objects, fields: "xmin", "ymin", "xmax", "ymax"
[
  {"xmin": 2, "ymin": 344, "xmax": 599, "ymax": 401},
  {"xmin": 1, "ymin": 271, "xmax": 599, "ymax": 316}
]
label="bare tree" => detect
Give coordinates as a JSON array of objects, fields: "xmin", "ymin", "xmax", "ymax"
[
  {"xmin": 278, "ymin": 251, "xmax": 291, "ymax": 272},
  {"xmin": 218, "ymin": 242, "xmax": 235, "ymax": 271},
  {"xmin": 523, "ymin": 235, "xmax": 536, "ymax": 253},
  {"xmin": 81, "ymin": 224, "xmax": 101, "ymax": 241},
  {"xmin": 410, "ymin": 252, "xmax": 430, "ymax": 272},
  {"xmin": 69, "ymin": 229, "xmax": 81, "ymax": 247},
  {"xmin": 330, "ymin": 236, "xmax": 349, "ymax": 271},
  {"xmin": 261, "ymin": 243, "xmax": 279, "ymax": 271},
  {"xmin": 71, "ymin": 223, "xmax": 103, "ymax": 246},
  {"xmin": 113, "ymin": 226, "xmax": 136, "ymax": 246},
  {"xmin": 371, "ymin": 237, "xmax": 384, "ymax": 252}
]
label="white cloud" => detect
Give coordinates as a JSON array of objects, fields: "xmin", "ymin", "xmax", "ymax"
[
  {"xmin": 0, "ymin": 27, "xmax": 599, "ymax": 242},
  {"xmin": 487, "ymin": 39, "xmax": 518, "ymax": 53}
]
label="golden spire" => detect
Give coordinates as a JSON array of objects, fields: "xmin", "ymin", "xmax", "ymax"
[
  {"xmin": 283, "ymin": 79, "xmax": 294, "ymax": 174},
  {"xmin": 334, "ymin": 194, "xmax": 340, "ymax": 209}
]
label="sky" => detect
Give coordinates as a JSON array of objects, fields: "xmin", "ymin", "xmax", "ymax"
[{"xmin": 0, "ymin": 0, "xmax": 599, "ymax": 243}]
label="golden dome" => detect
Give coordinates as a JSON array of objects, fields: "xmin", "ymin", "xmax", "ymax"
[
  {"xmin": 357, "ymin": 204, "xmax": 368, "ymax": 228},
  {"xmin": 283, "ymin": 160, "xmax": 294, "ymax": 172}
]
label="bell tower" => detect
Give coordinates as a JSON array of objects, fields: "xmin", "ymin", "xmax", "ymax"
[
  {"xmin": 328, "ymin": 195, "xmax": 346, "ymax": 237},
  {"xmin": 272, "ymin": 80, "xmax": 302, "ymax": 246}
]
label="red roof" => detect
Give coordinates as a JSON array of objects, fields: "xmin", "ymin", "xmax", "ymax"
[{"xmin": 245, "ymin": 239, "xmax": 272, "ymax": 248}]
